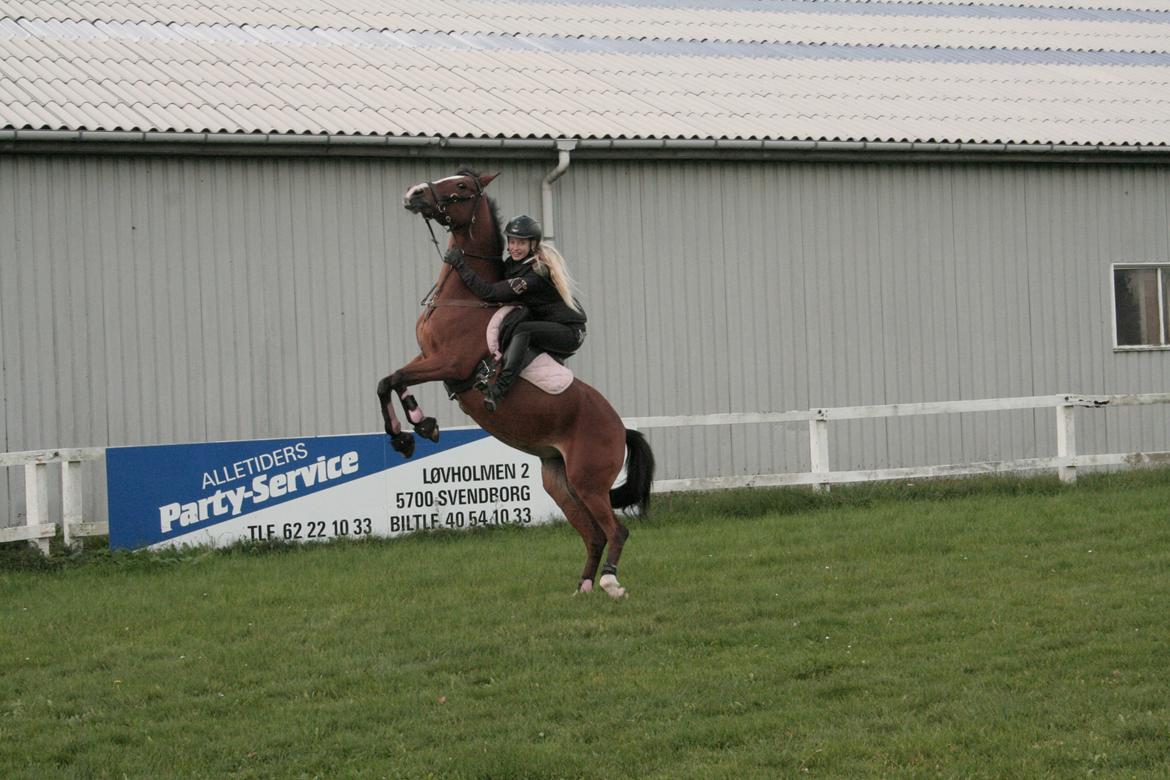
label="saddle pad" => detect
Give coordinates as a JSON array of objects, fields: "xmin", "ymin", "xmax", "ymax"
[{"xmin": 486, "ymin": 306, "xmax": 574, "ymax": 395}]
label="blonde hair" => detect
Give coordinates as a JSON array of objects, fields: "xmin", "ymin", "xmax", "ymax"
[{"xmin": 531, "ymin": 242, "xmax": 582, "ymax": 313}]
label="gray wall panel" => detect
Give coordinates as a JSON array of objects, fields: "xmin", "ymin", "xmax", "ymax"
[
  {"xmin": 0, "ymin": 162, "xmax": 13, "ymax": 524},
  {"xmin": 3, "ymin": 154, "xmax": 1170, "ymax": 527}
]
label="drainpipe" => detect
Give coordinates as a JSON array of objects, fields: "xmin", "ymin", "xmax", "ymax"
[{"xmin": 541, "ymin": 139, "xmax": 577, "ymax": 244}]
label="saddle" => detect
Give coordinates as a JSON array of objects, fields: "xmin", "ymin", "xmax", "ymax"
[{"xmin": 487, "ymin": 306, "xmax": 574, "ymax": 395}]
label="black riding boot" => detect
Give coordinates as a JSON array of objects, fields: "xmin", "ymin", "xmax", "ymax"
[{"xmin": 483, "ymin": 334, "xmax": 536, "ymax": 412}]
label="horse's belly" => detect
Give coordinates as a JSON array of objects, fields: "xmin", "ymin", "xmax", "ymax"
[{"xmin": 471, "ymin": 414, "xmax": 561, "ymax": 458}]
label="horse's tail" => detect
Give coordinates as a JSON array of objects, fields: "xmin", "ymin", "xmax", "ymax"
[{"xmin": 610, "ymin": 429, "xmax": 655, "ymax": 517}]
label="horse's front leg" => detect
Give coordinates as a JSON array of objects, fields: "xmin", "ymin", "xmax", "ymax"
[
  {"xmin": 376, "ymin": 353, "xmax": 463, "ymax": 459},
  {"xmin": 376, "ymin": 374, "xmax": 416, "ymax": 458},
  {"xmin": 395, "ymin": 386, "xmax": 439, "ymax": 443}
]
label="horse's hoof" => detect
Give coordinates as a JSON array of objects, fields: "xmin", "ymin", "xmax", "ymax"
[
  {"xmin": 577, "ymin": 578, "xmax": 594, "ymax": 595},
  {"xmin": 390, "ymin": 432, "xmax": 415, "ymax": 458},
  {"xmin": 599, "ymin": 574, "xmax": 627, "ymax": 599},
  {"xmin": 415, "ymin": 417, "xmax": 440, "ymax": 443}
]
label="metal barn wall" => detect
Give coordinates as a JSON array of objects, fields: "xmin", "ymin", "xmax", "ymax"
[
  {"xmin": 554, "ymin": 160, "xmax": 1170, "ymax": 481},
  {"xmin": 2, "ymin": 153, "xmax": 1170, "ymax": 527},
  {"xmin": 0, "ymin": 154, "xmax": 553, "ymax": 527}
]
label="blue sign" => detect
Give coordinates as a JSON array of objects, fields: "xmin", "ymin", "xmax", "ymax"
[{"xmin": 105, "ymin": 428, "xmax": 561, "ymax": 550}]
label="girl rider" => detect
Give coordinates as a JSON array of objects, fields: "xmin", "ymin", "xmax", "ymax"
[{"xmin": 444, "ymin": 215, "xmax": 586, "ymax": 411}]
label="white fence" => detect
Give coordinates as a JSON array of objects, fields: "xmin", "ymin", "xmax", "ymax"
[
  {"xmin": 4, "ymin": 392, "xmax": 1170, "ymax": 553},
  {"xmin": 627, "ymin": 392, "xmax": 1170, "ymax": 491},
  {"xmin": 0, "ymin": 447, "xmax": 105, "ymax": 553}
]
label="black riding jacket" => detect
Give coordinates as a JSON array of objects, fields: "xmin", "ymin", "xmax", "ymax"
[{"xmin": 450, "ymin": 252, "xmax": 587, "ymax": 326}]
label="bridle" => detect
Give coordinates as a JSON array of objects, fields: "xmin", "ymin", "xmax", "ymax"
[
  {"xmin": 424, "ymin": 175, "xmax": 481, "ymax": 229},
  {"xmin": 413, "ymin": 173, "xmax": 504, "ymax": 314},
  {"xmin": 415, "ymin": 174, "xmax": 498, "ymax": 263}
]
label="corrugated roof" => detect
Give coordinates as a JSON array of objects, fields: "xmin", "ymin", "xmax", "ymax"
[{"xmin": 1, "ymin": 0, "xmax": 1169, "ymax": 146}]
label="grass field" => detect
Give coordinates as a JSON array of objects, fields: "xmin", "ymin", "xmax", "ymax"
[{"xmin": 2, "ymin": 469, "xmax": 1170, "ymax": 779}]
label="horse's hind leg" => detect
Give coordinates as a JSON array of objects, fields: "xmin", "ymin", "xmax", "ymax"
[
  {"xmin": 588, "ymin": 500, "xmax": 630, "ymax": 599},
  {"xmin": 563, "ymin": 446, "xmax": 630, "ymax": 600},
  {"xmin": 541, "ymin": 458, "xmax": 606, "ymax": 593}
]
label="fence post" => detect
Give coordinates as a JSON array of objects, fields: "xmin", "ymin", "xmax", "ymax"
[
  {"xmin": 809, "ymin": 416, "xmax": 830, "ymax": 492},
  {"xmin": 1056, "ymin": 402, "xmax": 1077, "ymax": 484},
  {"xmin": 24, "ymin": 462, "xmax": 51, "ymax": 554},
  {"xmin": 62, "ymin": 459, "xmax": 83, "ymax": 549}
]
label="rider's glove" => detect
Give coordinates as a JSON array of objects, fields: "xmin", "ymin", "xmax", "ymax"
[{"xmin": 443, "ymin": 247, "xmax": 465, "ymax": 267}]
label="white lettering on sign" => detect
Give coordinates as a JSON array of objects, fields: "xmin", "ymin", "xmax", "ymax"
[
  {"xmin": 160, "ymin": 451, "xmax": 360, "ymax": 533},
  {"xmin": 200, "ymin": 442, "xmax": 310, "ymax": 490}
]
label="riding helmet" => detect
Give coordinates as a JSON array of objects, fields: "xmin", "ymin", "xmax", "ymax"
[{"xmin": 504, "ymin": 214, "xmax": 543, "ymax": 243}]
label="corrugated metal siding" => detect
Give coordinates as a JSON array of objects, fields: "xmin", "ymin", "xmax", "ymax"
[
  {"xmin": 552, "ymin": 159, "xmax": 1170, "ymax": 481},
  {"xmin": 0, "ymin": 155, "xmax": 546, "ymax": 526},
  {"xmin": 4, "ymin": 155, "xmax": 1170, "ymax": 527}
]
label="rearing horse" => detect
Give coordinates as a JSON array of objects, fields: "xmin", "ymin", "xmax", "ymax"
[{"xmin": 377, "ymin": 168, "xmax": 654, "ymax": 598}]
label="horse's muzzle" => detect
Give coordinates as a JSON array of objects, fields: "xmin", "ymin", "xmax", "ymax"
[
  {"xmin": 407, "ymin": 202, "xmax": 442, "ymax": 222},
  {"xmin": 403, "ymin": 188, "xmax": 425, "ymax": 212}
]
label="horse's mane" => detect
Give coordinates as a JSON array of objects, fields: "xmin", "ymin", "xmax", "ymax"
[{"xmin": 456, "ymin": 166, "xmax": 504, "ymax": 258}]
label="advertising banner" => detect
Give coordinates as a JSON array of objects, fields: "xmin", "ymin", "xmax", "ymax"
[{"xmin": 106, "ymin": 429, "xmax": 561, "ymax": 550}]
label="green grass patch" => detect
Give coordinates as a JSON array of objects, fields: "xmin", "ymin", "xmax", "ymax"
[{"xmin": 3, "ymin": 470, "xmax": 1170, "ymax": 778}]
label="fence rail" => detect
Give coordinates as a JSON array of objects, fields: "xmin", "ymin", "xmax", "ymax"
[
  {"xmin": 625, "ymin": 392, "xmax": 1170, "ymax": 493},
  {"xmin": 0, "ymin": 448, "xmax": 105, "ymax": 553},
  {"xmin": 4, "ymin": 393, "xmax": 1170, "ymax": 552}
]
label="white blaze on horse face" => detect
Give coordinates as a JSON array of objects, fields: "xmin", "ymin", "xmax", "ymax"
[{"xmin": 403, "ymin": 182, "xmax": 428, "ymax": 207}]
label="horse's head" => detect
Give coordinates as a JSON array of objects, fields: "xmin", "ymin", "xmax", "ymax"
[{"xmin": 403, "ymin": 169, "xmax": 499, "ymax": 229}]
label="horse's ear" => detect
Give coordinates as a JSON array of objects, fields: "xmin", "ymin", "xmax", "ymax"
[{"xmin": 479, "ymin": 172, "xmax": 500, "ymax": 188}]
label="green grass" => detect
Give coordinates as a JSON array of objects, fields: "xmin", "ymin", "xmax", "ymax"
[{"xmin": 3, "ymin": 470, "xmax": 1170, "ymax": 778}]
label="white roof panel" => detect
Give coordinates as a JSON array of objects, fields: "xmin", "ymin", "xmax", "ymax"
[
  {"xmin": 2, "ymin": 0, "xmax": 1170, "ymax": 146},
  {"xmin": 0, "ymin": 76, "xmax": 32, "ymax": 103},
  {"xmin": 888, "ymin": 0, "xmax": 1168, "ymax": 11}
]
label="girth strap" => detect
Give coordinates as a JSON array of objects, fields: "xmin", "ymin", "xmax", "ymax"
[{"xmin": 444, "ymin": 357, "xmax": 494, "ymax": 400}]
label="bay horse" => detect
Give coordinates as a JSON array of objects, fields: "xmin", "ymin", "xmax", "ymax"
[{"xmin": 377, "ymin": 168, "xmax": 655, "ymax": 598}]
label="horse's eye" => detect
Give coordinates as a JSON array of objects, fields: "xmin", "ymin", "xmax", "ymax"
[{"xmin": 457, "ymin": 182, "xmax": 467, "ymax": 189}]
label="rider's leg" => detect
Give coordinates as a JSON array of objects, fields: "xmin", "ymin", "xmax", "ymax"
[
  {"xmin": 482, "ymin": 321, "xmax": 580, "ymax": 411},
  {"xmin": 483, "ymin": 328, "xmax": 535, "ymax": 411}
]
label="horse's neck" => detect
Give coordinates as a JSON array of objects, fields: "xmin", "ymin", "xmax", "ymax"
[{"xmin": 438, "ymin": 213, "xmax": 501, "ymax": 299}]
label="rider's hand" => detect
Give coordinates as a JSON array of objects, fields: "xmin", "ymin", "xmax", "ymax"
[{"xmin": 443, "ymin": 247, "xmax": 465, "ymax": 267}]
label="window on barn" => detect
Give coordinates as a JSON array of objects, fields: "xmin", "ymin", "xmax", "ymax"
[{"xmin": 1113, "ymin": 265, "xmax": 1170, "ymax": 349}]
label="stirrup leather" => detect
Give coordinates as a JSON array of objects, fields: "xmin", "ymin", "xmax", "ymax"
[{"xmin": 446, "ymin": 357, "xmax": 495, "ymax": 400}]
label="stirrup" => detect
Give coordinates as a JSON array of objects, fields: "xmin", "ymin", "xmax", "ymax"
[{"xmin": 472, "ymin": 358, "xmax": 496, "ymax": 391}]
